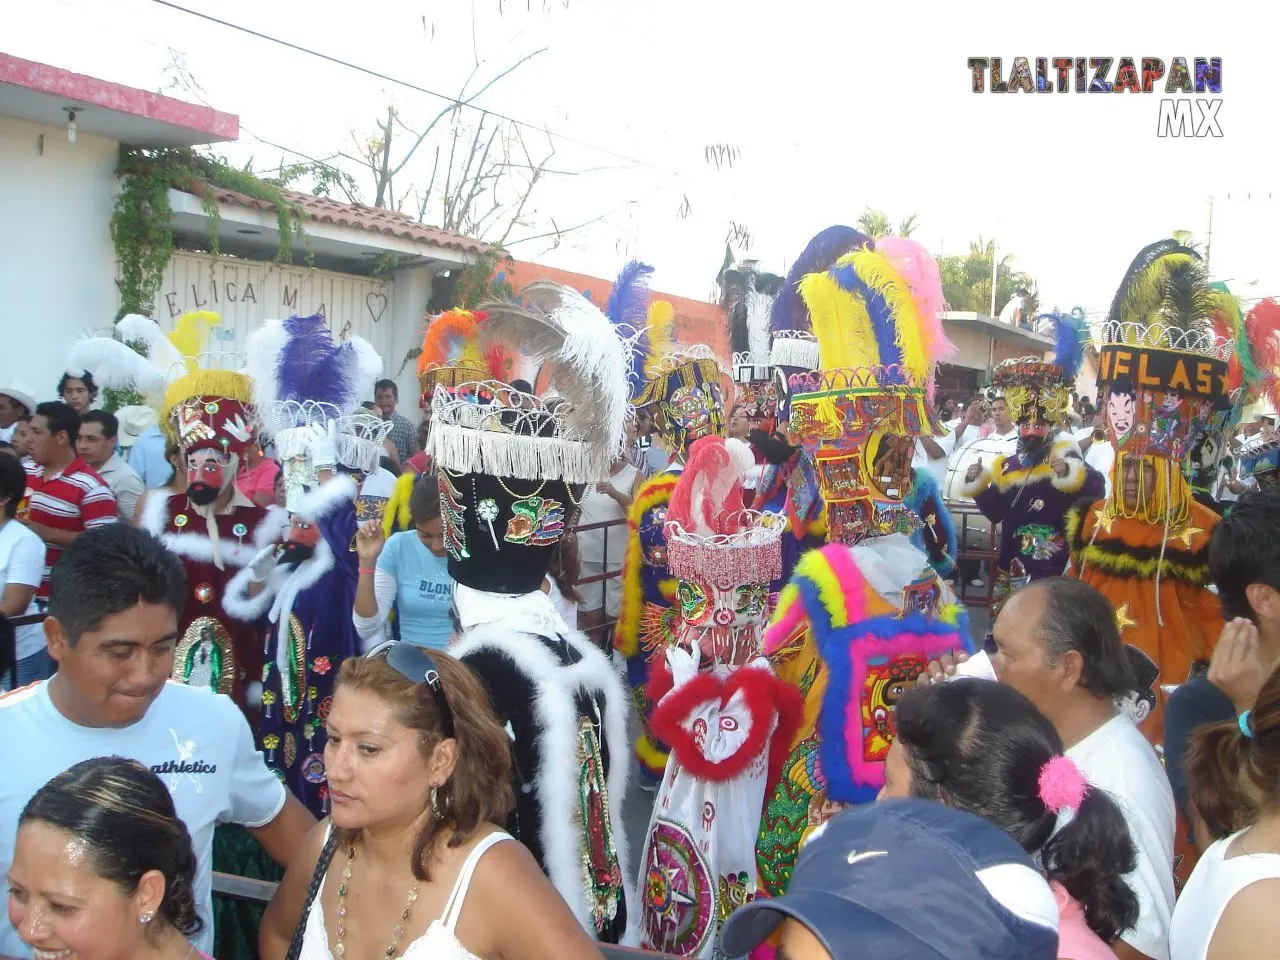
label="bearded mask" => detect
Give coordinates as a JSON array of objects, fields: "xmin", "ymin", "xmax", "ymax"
[
  {"xmin": 278, "ymin": 515, "xmax": 322, "ymax": 566},
  {"xmin": 186, "ymin": 449, "xmax": 236, "ymax": 506}
]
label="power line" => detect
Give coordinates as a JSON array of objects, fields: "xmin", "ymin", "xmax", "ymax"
[{"xmin": 147, "ymin": 0, "xmax": 683, "ymax": 177}]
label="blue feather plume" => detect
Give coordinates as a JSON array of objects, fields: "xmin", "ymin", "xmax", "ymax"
[
  {"xmin": 606, "ymin": 260, "xmax": 655, "ymax": 398},
  {"xmin": 277, "ymin": 314, "xmax": 355, "ymax": 409},
  {"xmin": 1040, "ymin": 311, "xmax": 1086, "ymax": 380},
  {"xmin": 771, "ymin": 226, "xmax": 874, "ymax": 335},
  {"xmin": 828, "ymin": 261, "xmax": 906, "ymax": 383}
]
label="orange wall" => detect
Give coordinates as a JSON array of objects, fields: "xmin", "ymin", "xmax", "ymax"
[{"xmin": 499, "ymin": 261, "xmax": 731, "ymax": 367}]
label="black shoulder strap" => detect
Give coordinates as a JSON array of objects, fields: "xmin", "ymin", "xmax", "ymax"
[{"xmin": 283, "ymin": 826, "xmax": 340, "ymax": 960}]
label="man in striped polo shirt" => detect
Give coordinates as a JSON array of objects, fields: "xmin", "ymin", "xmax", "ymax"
[{"xmin": 20, "ymin": 401, "xmax": 117, "ymax": 600}]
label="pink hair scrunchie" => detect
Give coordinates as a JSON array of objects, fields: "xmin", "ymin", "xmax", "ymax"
[{"xmin": 1038, "ymin": 754, "xmax": 1089, "ymax": 814}]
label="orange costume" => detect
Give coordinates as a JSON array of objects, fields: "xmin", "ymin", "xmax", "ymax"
[
  {"xmin": 1066, "ymin": 238, "xmax": 1237, "ymax": 745},
  {"xmin": 1066, "ymin": 498, "xmax": 1221, "ymax": 741}
]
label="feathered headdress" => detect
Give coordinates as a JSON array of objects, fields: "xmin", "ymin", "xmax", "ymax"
[
  {"xmin": 874, "ymin": 236, "xmax": 956, "ymax": 401},
  {"xmin": 67, "ymin": 312, "xmax": 223, "ymax": 404},
  {"xmin": 605, "ymin": 260, "xmax": 657, "ymax": 401},
  {"xmin": 987, "ymin": 310, "xmax": 1086, "ymax": 424},
  {"xmin": 416, "ymin": 310, "xmax": 496, "ymax": 398},
  {"xmin": 769, "ymin": 226, "xmax": 874, "ymax": 371},
  {"xmin": 800, "ymin": 246, "xmax": 950, "ymax": 391},
  {"xmin": 425, "ymin": 281, "xmax": 629, "ymax": 484},
  {"xmin": 663, "ymin": 436, "xmax": 785, "ymax": 653}
]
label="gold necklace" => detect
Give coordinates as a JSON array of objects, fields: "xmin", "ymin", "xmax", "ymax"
[{"xmin": 334, "ymin": 844, "xmax": 420, "ymax": 959}]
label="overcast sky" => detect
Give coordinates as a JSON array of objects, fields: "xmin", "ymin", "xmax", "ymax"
[{"xmin": 9, "ymin": 0, "xmax": 1277, "ymax": 317}]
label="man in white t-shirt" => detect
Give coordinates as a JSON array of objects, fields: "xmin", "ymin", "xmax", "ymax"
[
  {"xmin": 0, "ymin": 523, "xmax": 315, "ymax": 959},
  {"xmin": 987, "ymin": 578, "xmax": 1175, "ymax": 960}
]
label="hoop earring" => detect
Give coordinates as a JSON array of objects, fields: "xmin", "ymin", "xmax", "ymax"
[{"xmin": 430, "ymin": 786, "xmax": 440, "ymax": 819}]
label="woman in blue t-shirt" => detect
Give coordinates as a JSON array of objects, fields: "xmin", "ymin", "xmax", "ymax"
[{"xmin": 353, "ymin": 474, "xmax": 455, "ymax": 649}]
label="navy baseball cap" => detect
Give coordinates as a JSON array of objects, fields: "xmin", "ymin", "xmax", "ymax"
[{"xmin": 719, "ymin": 799, "xmax": 1059, "ymax": 960}]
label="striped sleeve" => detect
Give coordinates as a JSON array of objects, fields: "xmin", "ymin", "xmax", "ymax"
[{"xmin": 76, "ymin": 472, "xmax": 119, "ymax": 527}]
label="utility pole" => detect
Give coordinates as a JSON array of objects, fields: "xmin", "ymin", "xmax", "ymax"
[
  {"xmin": 1206, "ymin": 196, "xmax": 1214, "ymax": 269},
  {"xmin": 989, "ymin": 238, "xmax": 999, "ymax": 317}
]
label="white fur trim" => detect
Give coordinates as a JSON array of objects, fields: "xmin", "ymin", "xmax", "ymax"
[
  {"xmin": 294, "ymin": 475, "xmax": 357, "ymax": 521},
  {"xmin": 453, "ymin": 623, "xmax": 636, "ymax": 944},
  {"xmin": 144, "ymin": 497, "xmax": 285, "ymax": 572},
  {"xmin": 139, "ymin": 488, "xmax": 172, "ymax": 537},
  {"xmin": 268, "ymin": 540, "xmax": 336, "ymax": 674},
  {"xmin": 254, "ymin": 505, "xmax": 291, "ymax": 549},
  {"xmin": 222, "ymin": 560, "xmax": 280, "ymax": 622}
]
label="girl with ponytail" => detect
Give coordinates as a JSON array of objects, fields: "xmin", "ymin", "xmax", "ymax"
[
  {"xmin": 882, "ymin": 679, "xmax": 1138, "ymax": 960},
  {"xmin": 1170, "ymin": 662, "xmax": 1280, "ymax": 959},
  {"xmin": 260, "ymin": 643, "xmax": 602, "ymax": 960}
]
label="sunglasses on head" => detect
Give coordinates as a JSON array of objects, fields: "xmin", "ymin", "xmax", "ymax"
[{"xmin": 367, "ymin": 641, "xmax": 456, "ymax": 738}]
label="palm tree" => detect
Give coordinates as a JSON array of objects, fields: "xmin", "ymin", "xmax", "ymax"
[
  {"xmin": 898, "ymin": 213, "xmax": 919, "ymax": 237},
  {"xmin": 856, "ymin": 208, "xmax": 892, "ymax": 239}
]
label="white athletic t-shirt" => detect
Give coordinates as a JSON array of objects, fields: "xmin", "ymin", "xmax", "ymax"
[
  {"xmin": 1067, "ymin": 713, "xmax": 1176, "ymax": 960},
  {"xmin": 0, "ymin": 680, "xmax": 286, "ymax": 957}
]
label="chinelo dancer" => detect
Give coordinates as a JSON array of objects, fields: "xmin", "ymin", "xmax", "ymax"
[
  {"xmin": 752, "ymin": 227, "xmax": 874, "ymax": 576},
  {"xmin": 1066, "ymin": 239, "xmax": 1236, "ymax": 743},
  {"xmin": 961, "ymin": 312, "xmax": 1104, "ymax": 616},
  {"xmin": 418, "ymin": 279, "xmax": 637, "ymax": 943},
  {"xmin": 70, "ymin": 312, "xmax": 282, "ymax": 712},
  {"xmin": 223, "ymin": 314, "xmax": 390, "ymax": 816},
  {"xmin": 635, "ymin": 435, "xmax": 802, "ymax": 957},
  {"xmin": 754, "ymin": 239, "xmax": 972, "ymax": 901},
  {"xmin": 612, "ymin": 261, "xmax": 730, "ymax": 788}
]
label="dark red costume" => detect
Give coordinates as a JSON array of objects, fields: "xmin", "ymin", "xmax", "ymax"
[{"xmin": 141, "ymin": 489, "xmax": 282, "ymax": 709}]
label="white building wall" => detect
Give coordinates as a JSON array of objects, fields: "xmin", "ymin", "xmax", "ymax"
[{"xmin": 0, "ymin": 116, "xmax": 120, "ymax": 402}]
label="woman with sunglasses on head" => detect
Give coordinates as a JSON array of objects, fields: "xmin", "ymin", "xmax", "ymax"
[
  {"xmin": 7, "ymin": 756, "xmax": 209, "ymax": 960},
  {"xmin": 260, "ymin": 644, "xmax": 602, "ymax": 960},
  {"xmin": 881, "ymin": 679, "xmax": 1140, "ymax": 960}
]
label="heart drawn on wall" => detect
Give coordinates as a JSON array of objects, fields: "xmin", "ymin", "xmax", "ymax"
[{"xmin": 365, "ymin": 292, "xmax": 388, "ymax": 323}]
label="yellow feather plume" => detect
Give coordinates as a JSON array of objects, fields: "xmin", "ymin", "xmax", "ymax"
[
  {"xmin": 798, "ymin": 270, "xmax": 874, "ymax": 372},
  {"xmin": 168, "ymin": 312, "xmax": 221, "ymax": 370},
  {"xmin": 643, "ymin": 300, "xmax": 675, "ymax": 378},
  {"xmin": 843, "ymin": 249, "xmax": 928, "ymax": 386}
]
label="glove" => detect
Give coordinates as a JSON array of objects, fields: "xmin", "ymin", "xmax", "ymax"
[
  {"xmin": 310, "ymin": 421, "xmax": 337, "ymax": 472},
  {"xmin": 248, "ymin": 544, "xmax": 281, "ymax": 584}
]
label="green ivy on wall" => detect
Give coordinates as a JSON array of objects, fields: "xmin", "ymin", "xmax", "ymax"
[{"xmin": 110, "ymin": 146, "xmax": 309, "ymax": 319}]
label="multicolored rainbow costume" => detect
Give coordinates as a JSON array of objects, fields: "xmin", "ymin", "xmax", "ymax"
[
  {"xmin": 756, "ymin": 540, "xmax": 969, "ymax": 897},
  {"xmin": 754, "ymin": 239, "xmax": 971, "ymax": 898}
]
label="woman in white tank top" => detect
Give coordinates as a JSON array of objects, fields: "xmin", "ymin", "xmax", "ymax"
[
  {"xmin": 258, "ymin": 643, "xmax": 604, "ymax": 960},
  {"xmin": 1172, "ymin": 656, "xmax": 1280, "ymax": 960}
]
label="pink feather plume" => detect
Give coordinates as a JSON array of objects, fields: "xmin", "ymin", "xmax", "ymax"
[{"xmin": 875, "ymin": 236, "xmax": 956, "ymax": 402}]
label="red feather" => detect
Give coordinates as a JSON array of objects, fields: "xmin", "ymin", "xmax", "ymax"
[{"xmin": 1247, "ymin": 299, "xmax": 1280, "ymax": 376}]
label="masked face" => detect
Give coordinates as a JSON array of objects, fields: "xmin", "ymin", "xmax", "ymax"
[
  {"xmin": 278, "ymin": 516, "xmax": 322, "ymax": 566},
  {"xmin": 1108, "ymin": 390, "xmax": 1136, "ymax": 440},
  {"xmin": 186, "ymin": 449, "xmax": 230, "ymax": 506},
  {"xmin": 667, "ymin": 382, "xmax": 723, "ymax": 446},
  {"xmin": 677, "ymin": 575, "xmax": 770, "ymax": 664}
]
